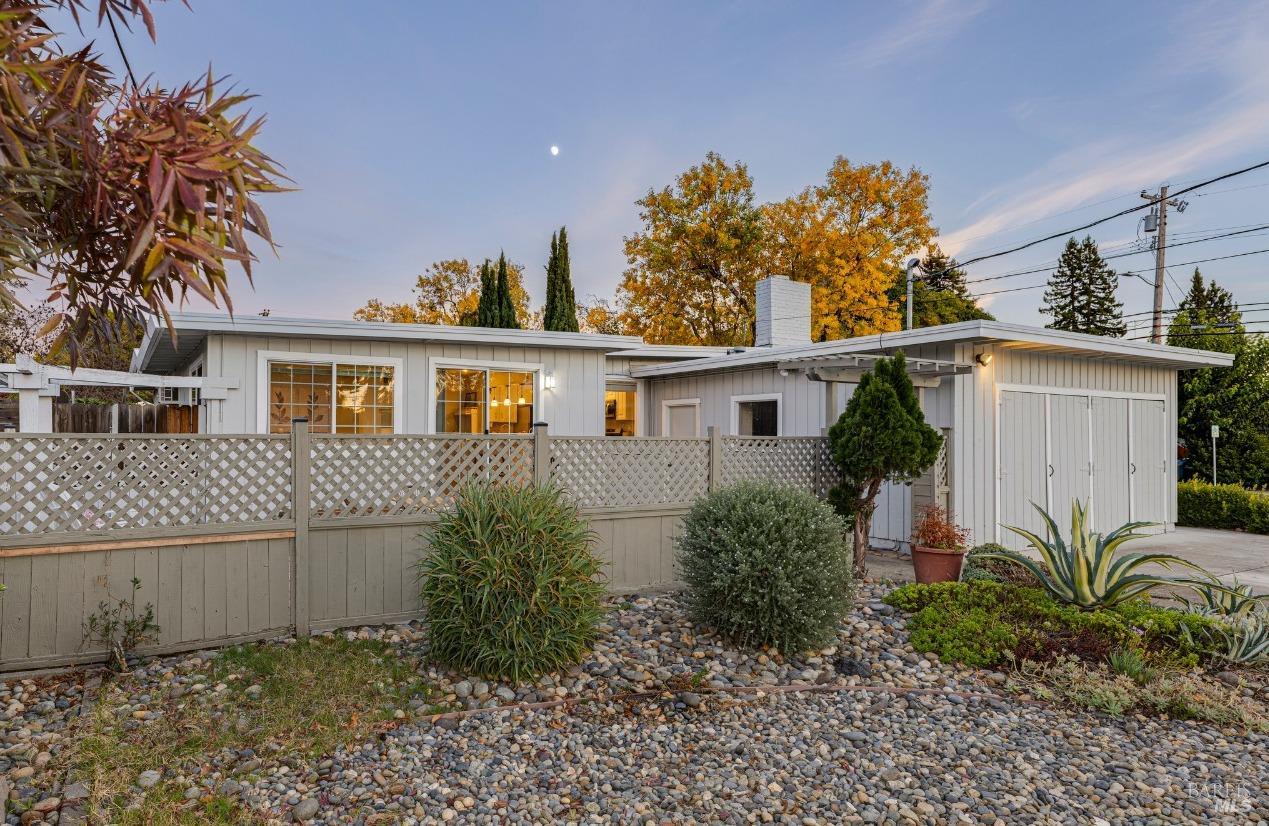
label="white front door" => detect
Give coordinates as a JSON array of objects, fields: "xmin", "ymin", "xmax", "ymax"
[{"xmin": 1130, "ymin": 399, "xmax": 1168, "ymax": 529}]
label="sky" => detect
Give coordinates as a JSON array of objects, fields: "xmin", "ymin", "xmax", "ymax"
[{"xmin": 46, "ymin": 0, "xmax": 1269, "ymax": 336}]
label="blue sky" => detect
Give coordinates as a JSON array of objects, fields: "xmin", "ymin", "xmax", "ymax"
[{"xmin": 59, "ymin": 1, "xmax": 1269, "ymax": 334}]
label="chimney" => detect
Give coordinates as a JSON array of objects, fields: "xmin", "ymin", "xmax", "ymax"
[{"xmin": 755, "ymin": 276, "xmax": 811, "ymax": 347}]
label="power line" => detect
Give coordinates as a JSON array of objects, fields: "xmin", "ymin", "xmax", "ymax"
[
  {"xmin": 937, "ymin": 159, "xmax": 1269, "ymax": 277},
  {"xmin": 962, "ymin": 224, "xmax": 1269, "ymax": 285},
  {"xmin": 1121, "ymin": 300, "xmax": 1269, "ymax": 320}
]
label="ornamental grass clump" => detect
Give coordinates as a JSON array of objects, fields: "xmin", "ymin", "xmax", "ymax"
[
  {"xmin": 419, "ymin": 484, "xmax": 605, "ymax": 683},
  {"xmin": 678, "ymin": 481, "xmax": 853, "ymax": 652}
]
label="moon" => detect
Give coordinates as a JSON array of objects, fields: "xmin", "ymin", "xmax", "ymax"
[{"xmin": 549, "ymin": 145, "xmax": 560, "ymax": 156}]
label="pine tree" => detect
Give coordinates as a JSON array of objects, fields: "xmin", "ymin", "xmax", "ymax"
[
  {"xmin": 919, "ymin": 245, "xmax": 970, "ymax": 297},
  {"xmin": 475, "ymin": 259, "xmax": 497, "ymax": 327},
  {"xmin": 495, "ymin": 252, "xmax": 519, "ymax": 329},
  {"xmin": 1041, "ymin": 236, "xmax": 1126, "ymax": 337},
  {"xmin": 545, "ymin": 226, "xmax": 580, "ymax": 332}
]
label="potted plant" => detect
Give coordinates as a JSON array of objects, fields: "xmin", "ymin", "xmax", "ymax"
[{"xmin": 910, "ymin": 505, "xmax": 971, "ymax": 583}]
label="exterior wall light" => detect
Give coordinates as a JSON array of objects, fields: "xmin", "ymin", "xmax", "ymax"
[
  {"xmin": 974, "ymin": 352, "xmax": 993, "ymax": 367},
  {"xmin": 543, "ymin": 371, "xmax": 556, "ymax": 390}
]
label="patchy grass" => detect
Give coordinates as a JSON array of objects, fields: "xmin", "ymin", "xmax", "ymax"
[
  {"xmin": 56, "ymin": 636, "xmax": 438, "ymax": 823},
  {"xmin": 1015, "ymin": 655, "xmax": 1268, "ymax": 731}
]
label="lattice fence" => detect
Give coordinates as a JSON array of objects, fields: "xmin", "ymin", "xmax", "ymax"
[
  {"xmin": 309, "ymin": 435, "xmax": 534, "ymax": 518},
  {"xmin": 0, "ymin": 435, "xmax": 292, "ymax": 535},
  {"xmin": 551, "ymin": 437, "xmax": 710, "ymax": 508},
  {"xmin": 720, "ymin": 437, "xmax": 836, "ymax": 498}
]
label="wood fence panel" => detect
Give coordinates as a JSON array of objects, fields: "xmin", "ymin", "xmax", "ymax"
[{"xmin": 0, "ymin": 538, "xmax": 294, "ymax": 670}]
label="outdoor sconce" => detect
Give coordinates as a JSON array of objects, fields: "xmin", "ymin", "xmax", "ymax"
[
  {"xmin": 974, "ymin": 352, "xmax": 993, "ymax": 367},
  {"xmin": 543, "ymin": 371, "xmax": 556, "ymax": 390}
]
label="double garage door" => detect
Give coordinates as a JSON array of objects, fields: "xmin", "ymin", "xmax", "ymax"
[{"xmin": 998, "ymin": 390, "xmax": 1168, "ymax": 550}]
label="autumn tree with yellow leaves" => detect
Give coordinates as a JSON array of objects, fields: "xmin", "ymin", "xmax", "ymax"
[
  {"xmin": 618, "ymin": 152, "xmax": 766, "ymax": 346},
  {"xmin": 764, "ymin": 157, "xmax": 935, "ymax": 340},
  {"xmin": 355, "ymin": 259, "xmax": 532, "ymax": 327},
  {"xmin": 617, "ymin": 152, "xmax": 939, "ymax": 345}
]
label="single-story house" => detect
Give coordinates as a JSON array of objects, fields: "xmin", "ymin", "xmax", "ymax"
[{"xmin": 119, "ymin": 276, "xmax": 1235, "ymax": 549}]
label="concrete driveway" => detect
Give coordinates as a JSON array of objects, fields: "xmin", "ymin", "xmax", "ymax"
[{"xmin": 1133, "ymin": 527, "xmax": 1269, "ymax": 594}]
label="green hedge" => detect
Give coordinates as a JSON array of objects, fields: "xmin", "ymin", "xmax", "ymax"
[{"xmin": 1177, "ymin": 480, "xmax": 1269, "ymax": 534}]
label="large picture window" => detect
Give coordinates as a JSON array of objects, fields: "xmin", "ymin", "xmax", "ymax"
[
  {"xmin": 267, "ymin": 359, "xmax": 396, "ymax": 434},
  {"xmin": 435, "ymin": 367, "xmax": 535, "ymax": 434}
]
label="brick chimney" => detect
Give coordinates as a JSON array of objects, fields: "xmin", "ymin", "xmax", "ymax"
[{"xmin": 754, "ymin": 276, "xmax": 811, "ymax": 347}]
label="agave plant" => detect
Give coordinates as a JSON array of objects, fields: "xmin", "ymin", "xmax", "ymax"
[
  {"xmin": 1181, "ymin": 577, "xmax": 1269, "ymax": 619},
  {"xmin": 1210, "ymin": 613, "xmax": 1269, "ymax": 665},
  {"xmin": 979, "ymin": 501, "xmax": 1210, "ymax": 609}
]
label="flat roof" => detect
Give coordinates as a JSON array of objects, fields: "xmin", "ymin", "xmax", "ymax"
[
  {"xmin": 133, "ymin": 313, "xmax": 646, "ymax": 373},
  {"xmin": 628, "ymin": 320, "xmax": 1236, "ymax": 378}
]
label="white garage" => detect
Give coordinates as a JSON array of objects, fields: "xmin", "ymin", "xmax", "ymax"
[{"xmin": 997, "ymin": 387, "xmax": 1169, "ymax": 550}]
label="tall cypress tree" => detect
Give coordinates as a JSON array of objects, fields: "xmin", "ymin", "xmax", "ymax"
[
  {"xmin": 545, "ymin": 226, "xmax": 580, "ymax": 332},
  {"xmin": 495, "ymin": 252, "xmax": 519, "ymax": 329},
  {"xmin": 1041, "ymin": 236, "xmax": 1125, "ymax": 337},
  {"xmin": 475, "ymin": 259, "xmax": 497, "ymax": 327}
]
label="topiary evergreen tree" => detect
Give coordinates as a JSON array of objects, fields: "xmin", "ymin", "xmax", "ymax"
[
  {"xmin": 495, "ymin": 252, "xmax": 520, "ymax": 329},
  {"xmin": 828, "ymin": 352, "xmax": 943, "ymax": 577},
  {"xmin": 1041, "ymin": 236, "xmax": 1126, "ymax": 337},
  {"xmin": 474, "ymin": 259, "xmax": 498, "ymax": 327},
  {"xmin": 544, "ymin": 226, "xmax": 580, "ymax": 332}
]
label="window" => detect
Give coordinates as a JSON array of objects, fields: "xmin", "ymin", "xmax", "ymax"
[
  {"xmin": 733, "ymin": 394, "xmax": 780, "ymax": 437},
  {"xmin": 662, "ymin": 399, "xmax": 700, "ymax": 437},
  {"xmin": 435, "ymin": 367, "xmax": 535, "ymax": 434},
  {"xmin": 266, "ymin": 359, "xmax": 396, "ymax": 434},
  {"xmin": 159, "ymin": 386, "xmax": 179, "ymax": 404},
  {"xmin": 605, "ymin": 385, "xmax": 636, "ymax": 436}
]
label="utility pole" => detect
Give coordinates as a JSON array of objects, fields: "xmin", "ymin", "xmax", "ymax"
[{"xmin": 1141, "ymin": 185, "xmax": 1188, "ymax": 343}]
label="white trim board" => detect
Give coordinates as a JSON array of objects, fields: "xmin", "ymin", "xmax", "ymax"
[
  {"xmin": 730, "ymin": 392, "xmax": 783, "ymax": 436},
  {"xmin": 255, "ymin": 350, "xmax": 405, "ymax": 435},
  {"xmin": 426, "ymin": 356, "xmax": 545, "ymax": 435},
  {"xmin": 995, "ymin": 383, "xmax": 1166, "ymax": 402},
  {"xmin": 660, "ymin": 397, "xmax": 701, "ymax": 437}
]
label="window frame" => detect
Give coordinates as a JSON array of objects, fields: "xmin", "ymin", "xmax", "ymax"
[
  {"xmin": 730, "ymin": 392, "xmax": 782, "ymax": 437},
  {"xmin": 660, "ymin": 397, "xmax": 701, "ymax": 437},
  {"xmin": 604, "ymin": 381, "xmax": 638, "ymax": 437},
  {"xmin": 255, "ymin": 350, "xmax": 404, "ymax": 435},
  {"xmin": 426, "ymin": 357, "xmax": 544, "ymax": 435}
]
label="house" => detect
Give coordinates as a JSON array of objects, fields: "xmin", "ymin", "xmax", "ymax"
[{"xmin": 120, "ymin": 276, "xmax": 1234, "ymax": 549}]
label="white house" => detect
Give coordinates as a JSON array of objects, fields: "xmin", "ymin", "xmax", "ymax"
[{"xmin": 115, "ymin": 276, "xmax": 1236, "ymax": 549}]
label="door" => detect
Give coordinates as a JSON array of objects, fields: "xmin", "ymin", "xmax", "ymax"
[
  {"xmin": 1131, "ymin": 399, "xmax": 1168, "ymax": 530},
  {"xmin": 665, "ymin": 402, "xmax": 699, "ymax": 437},
  {"xmin": 1048, "ymin": 394, "xmax": 1092, "ymax": 524},
  {"xmin": 1091, "ymin": 396, "xmax": 1131, "ymax": 530},
  {"xmin": 998, "ymin": 391, "xmax": 1050, "ymax": 551}
]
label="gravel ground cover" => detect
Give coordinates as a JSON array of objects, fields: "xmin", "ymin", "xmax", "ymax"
[{"xmin": 2, "ymin": 584, "xmax": 1266, "ymax": 824}]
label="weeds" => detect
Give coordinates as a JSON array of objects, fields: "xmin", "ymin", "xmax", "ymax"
[
  {"xmin": 83, "ymin": 577, "xmax": 160, "ymax": 672},
  {"xmin": 55, "ymin": 636, "xmax": 434, "ymax": 823}
]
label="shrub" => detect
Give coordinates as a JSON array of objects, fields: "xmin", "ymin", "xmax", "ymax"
[
  {"xmin": 960, "ymin": 543, "xmax": 1040, "ymax": 586},
  {"xmin": 883, "ymin": 581, "xmax": 1215, "ymax": 668},
  {"xmin": 678, "ymin": 481, "xmax": 853, "ymax": 652},
  {"xmin": 419, "ymin": 484, "xmax": 604, "ymax": 683},
  {"xmin": 1178, "ymin": 479, "xmax": 1269, "ymax": 534},
  {"xmin": 983, "ymin": 500, "xmax": 1210, "ymax": 608},
  {"xmin": 910, "ymin": 505, "xmax": 971, "ymax": 550}
]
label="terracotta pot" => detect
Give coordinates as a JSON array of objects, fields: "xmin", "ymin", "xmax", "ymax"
[{"xmin": 911, "ymin": 545, "xmax": 966, "ymax": 584}]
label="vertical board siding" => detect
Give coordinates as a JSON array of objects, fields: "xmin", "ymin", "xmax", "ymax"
[
  {"xmin": 960, "ymin": 347, "xmax": 1180, "ymax": 547},
  {"xmin": 0, "ymin": 539, "xmax": 293, "ymax": 670}
]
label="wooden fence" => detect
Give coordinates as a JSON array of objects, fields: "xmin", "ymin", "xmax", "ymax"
[{"xmin": 0, "ymin": 425, "xmax": 839, "ymax": 672}]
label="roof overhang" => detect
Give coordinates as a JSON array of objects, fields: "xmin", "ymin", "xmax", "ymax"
[
  {"xmin": 133, "ymin": 313, "xmax": 647, "ymax": 373},
  {"xmin": 777, "ymin": 353, "xmax": 971, "ymax": 387},
  {"xmin": 628, "ymin": 320, "xmax": 1235, "ymax": 379}
]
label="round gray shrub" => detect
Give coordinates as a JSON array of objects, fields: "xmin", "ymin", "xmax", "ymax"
[
  {"xmin": 420, "ymin": 484, "xmax": 605, "ymax": 683},
  {"xmin": 678, "ymin": 481, "xmax": 854, "ymax": 652}
]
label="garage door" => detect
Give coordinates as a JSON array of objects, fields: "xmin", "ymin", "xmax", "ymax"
[{"xmin": 998, "ymin": 390, "xmax": 1167, "ymax": 550}]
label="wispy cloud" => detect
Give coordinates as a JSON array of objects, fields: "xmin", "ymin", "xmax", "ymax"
[
  {"xmin": 848, "ymin": 0, "xmax": 991, "ymax": 70},
  {"xmin": 940, "ymin": 1, "xmax": 1269, "ymax": 258}
]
